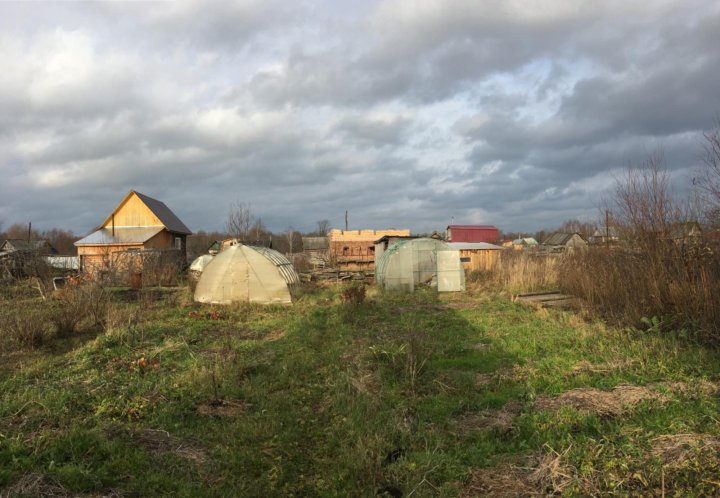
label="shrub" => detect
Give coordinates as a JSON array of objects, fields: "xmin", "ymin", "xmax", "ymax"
[
  {"xmin": 51, "ymin": 277, "xmax": 110, "ymax": 336},
  {"xmin": 559, "ymin": 154, "xmax": 720, "ymax": 342},
  {"xmin": 1, "ymin": 306, "xmax": 53, "ymax": 350},
  {"xmin": 340, "ymin": 281, "xmax": 366, "ymax": 305},
  {"xmin": 560, "ymin": 245, "xmax": 720, "ymax": 340}
]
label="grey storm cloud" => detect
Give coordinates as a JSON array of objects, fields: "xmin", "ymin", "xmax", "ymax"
[{"xmin": 1, "ymin": 0, "xmax": 719, "ymax": 236}]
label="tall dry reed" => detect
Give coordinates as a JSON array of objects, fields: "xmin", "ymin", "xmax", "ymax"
[{"xmin": 487, "ymin": 250, "xmax": 560, "ymax": 294}]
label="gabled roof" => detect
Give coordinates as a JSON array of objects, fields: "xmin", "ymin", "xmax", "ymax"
[
  {"xmin": 0, "ymin": 239, "xmax": 54, "ymax": 252},
  {"xmin": 592, "ymin": 227, "xmax": 620, "ymax": 238},
  {"xmin": 100, "ymin": 190, "xmax": 191, "ymax": 235},
  {"xmin": 75, "ymin": 227, "xmax": 165, "ymax": 246},
  {"xmin": 543, "ymin": 232, "xmax": 585, "ymax": 246},
  {"xmin": 512, "ymin": 237, "xmax": 538, "ymax": 246}
]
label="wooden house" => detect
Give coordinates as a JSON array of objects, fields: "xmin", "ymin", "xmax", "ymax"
[
  {"xmin": 0, "ymin": 239, "xmax": 56, "ymax": 279},
  {"xmin": 0, "ymin": 239, "xmax": 56, "ymax": 255},
  {"xmin": 329, "ymin": 228, "xmax": 410, "ymax": 270},
  {"xmin": 590, "ymin": 226, "xmax": 620, "ymax": 245},
  {"xmin": 74, "ymin": 190, "xmax": 191, "ymax": 277},
  {"xmin": 540, "ymin": 232, "xmax": 587, "ymax": 253}
]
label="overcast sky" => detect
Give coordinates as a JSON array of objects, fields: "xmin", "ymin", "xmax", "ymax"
[{"xmin": 1, "ymin": 0, "xmax": 718, "ymax": 236}]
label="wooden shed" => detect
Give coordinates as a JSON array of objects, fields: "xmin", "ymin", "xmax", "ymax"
[
  {"xmin": 74, "ymin": 190, "xmax": 191, "ymax": 278},
  {"xmin": 447, "ymin": 242, "xmax": 505, "ymax": 271}
]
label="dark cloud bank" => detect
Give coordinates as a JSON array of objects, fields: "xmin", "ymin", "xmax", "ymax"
[{"xmin": 1, "ymin": 0, "xmax": 718, "ymax": 236}]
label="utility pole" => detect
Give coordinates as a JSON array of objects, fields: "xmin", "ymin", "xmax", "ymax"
[
  {"xmin": 606, "ymin": 210, "xmax": 610, "ymax": 248},
  {"xmin": 345, "ymin": 210, "xmax": 348, "ymax": 231}
]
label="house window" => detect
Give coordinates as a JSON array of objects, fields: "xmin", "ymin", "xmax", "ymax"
[
  {"xmin": 343, "ymin": 246, "xmax": 349, "ymax": 255},
  {"xmin": 174, "ymin": 237, "xmax": 182, "ymax": 250}
]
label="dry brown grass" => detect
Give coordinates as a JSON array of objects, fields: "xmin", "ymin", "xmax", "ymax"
[
  {"xmin": 0, "ymin": 473, "xmax": 124, "ymax": 498},
  {"xmin": 485, "ymin": 251, "xmax": 560, "ymax": 294},
  {"xmin": 534, "ymin": 384, "xmax": 667, "ymax": 417},
  {"xmin": 650, "ymin": 434, "xmax": 720, "ymax": 469},
  {"xmin": 1, "ymin": 473, "xmax": 69, "ymax": 498},
  {"xmin": 105, "ymin": 426, "xmax": 207, "ymax": 464},
  {"xmin": 567, "ymin": 358, "xmax": 638, "ymax": 377},
  {"xmin": 460, "ymin": 447, "xmax": 574, "ymax": 498}
]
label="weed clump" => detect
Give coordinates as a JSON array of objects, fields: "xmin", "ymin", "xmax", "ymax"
[
  {"xmin": 0, "ymin": 305, "xmax": 53, "ymax": 350},
  {"xmin": 340, "ymin": 281, "xmax": 366, "ymax": 305}
]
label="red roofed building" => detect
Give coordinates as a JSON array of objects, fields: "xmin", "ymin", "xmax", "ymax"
[{"xmin": 446, "ymin": 225, "xmax": 499, "ymax": 244}]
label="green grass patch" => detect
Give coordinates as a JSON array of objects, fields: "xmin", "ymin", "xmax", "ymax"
[{"xmin": 1, "ymin": 282, "xmax": 720, "ymax": 496}]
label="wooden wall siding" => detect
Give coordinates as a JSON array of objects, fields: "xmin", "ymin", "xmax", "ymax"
[
  {"xmin": 103, "ymin": 193, "xmax": 162, "ymax": 228},
  {"xmin": 145, "ymin": 231, "xmax": 173, "ymax": 249},
  {"xmin": 459, "ymin": 249, "xmax": 500, "ymax": 272},
  {"xmin": 77, "ymin": 244, "xmax": 143, "ymax": 274},
  {"xmin": 328, "ymin": 229, "xmax": 409, "ymax": 270}
]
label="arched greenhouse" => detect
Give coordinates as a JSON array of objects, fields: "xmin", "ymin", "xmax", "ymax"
[{"xmin": 375, "ymin": 238, "xmax": 465, "ymax": 292}]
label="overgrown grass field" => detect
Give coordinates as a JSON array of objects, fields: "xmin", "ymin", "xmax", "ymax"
[{"xmin": 2, "ymin": 282, "xmax": 720, "ymax": 497}]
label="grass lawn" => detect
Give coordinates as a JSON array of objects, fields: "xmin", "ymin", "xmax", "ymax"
[{"xmin": 2, "ymin": 283, "xmax": 720, "ymax": 497}]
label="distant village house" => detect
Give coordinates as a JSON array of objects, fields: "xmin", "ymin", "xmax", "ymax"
[
  {"xmin": 446, "ymin": 225, "xmax": 499, "ymax": 244},
  {"xmin": 329, "ymin": 228, "xmax": 411, "ymax": 270},
  {"xmin": 540, "ymin": 232, "xmax": 588, "ymax": 253}
]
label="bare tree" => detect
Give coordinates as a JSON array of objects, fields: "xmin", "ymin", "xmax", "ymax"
[
  {"xmin": 694, "ymin": 124, "xmax": 720, "ymax": 225},
  {"xmin": 558, "ymin": 219, "xmax": 594, "ymax": 238},
  {"xmin": 285, "ymin": 226, "xmax": 295, "ymax": 255},
  {"xmin": 251, "ymin": 217, "xmax": 269, "ymax": 241},
  {"xmin": 610, "ymin": 150, "xmax": 685, "ymax": 254},
  {"xmin": 225, "ymin": 201, "xmax": 255, "ymax": 242},
  {"xmin": 315, "ymin": 219, "xmax": 330, "ymax": 236},
  {"xmin": 42, "ymin": 228, "xmax": 78, "ymax": 255}
]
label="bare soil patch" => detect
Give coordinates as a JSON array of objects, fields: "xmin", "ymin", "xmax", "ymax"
[
  {"xmin": 196, "ymin": 399, "xmax": 249, "ymax": 418},
  {"xmin": 534, "ymin": 384, "xmax": 667, "ymax": 417},
  {"xmin": 456, "ymin": 401, "xmax": 524, "ymax": 435}
]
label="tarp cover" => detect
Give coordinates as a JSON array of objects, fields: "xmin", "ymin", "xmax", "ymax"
[
  {"xmin": 194, "ymin": 245, "xmax": 299, "ymax": 305},
  {"xmin": 375, "ymin": 238, "xmax": 465, "ymax": 292}
]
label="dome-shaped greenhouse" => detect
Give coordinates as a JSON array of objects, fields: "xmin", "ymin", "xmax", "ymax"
[{"xmin": 194, "ymin": 245, "xmax": 299, "ymax": 305}]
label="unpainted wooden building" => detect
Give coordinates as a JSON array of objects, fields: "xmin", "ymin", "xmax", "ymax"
[
  {"xmin": 74, "ymin": 190, "xmax": 192, "ymax": 280},
  {"xmin": 329, "ymin": 229, "xmax": 411, "ymax": 270}
]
